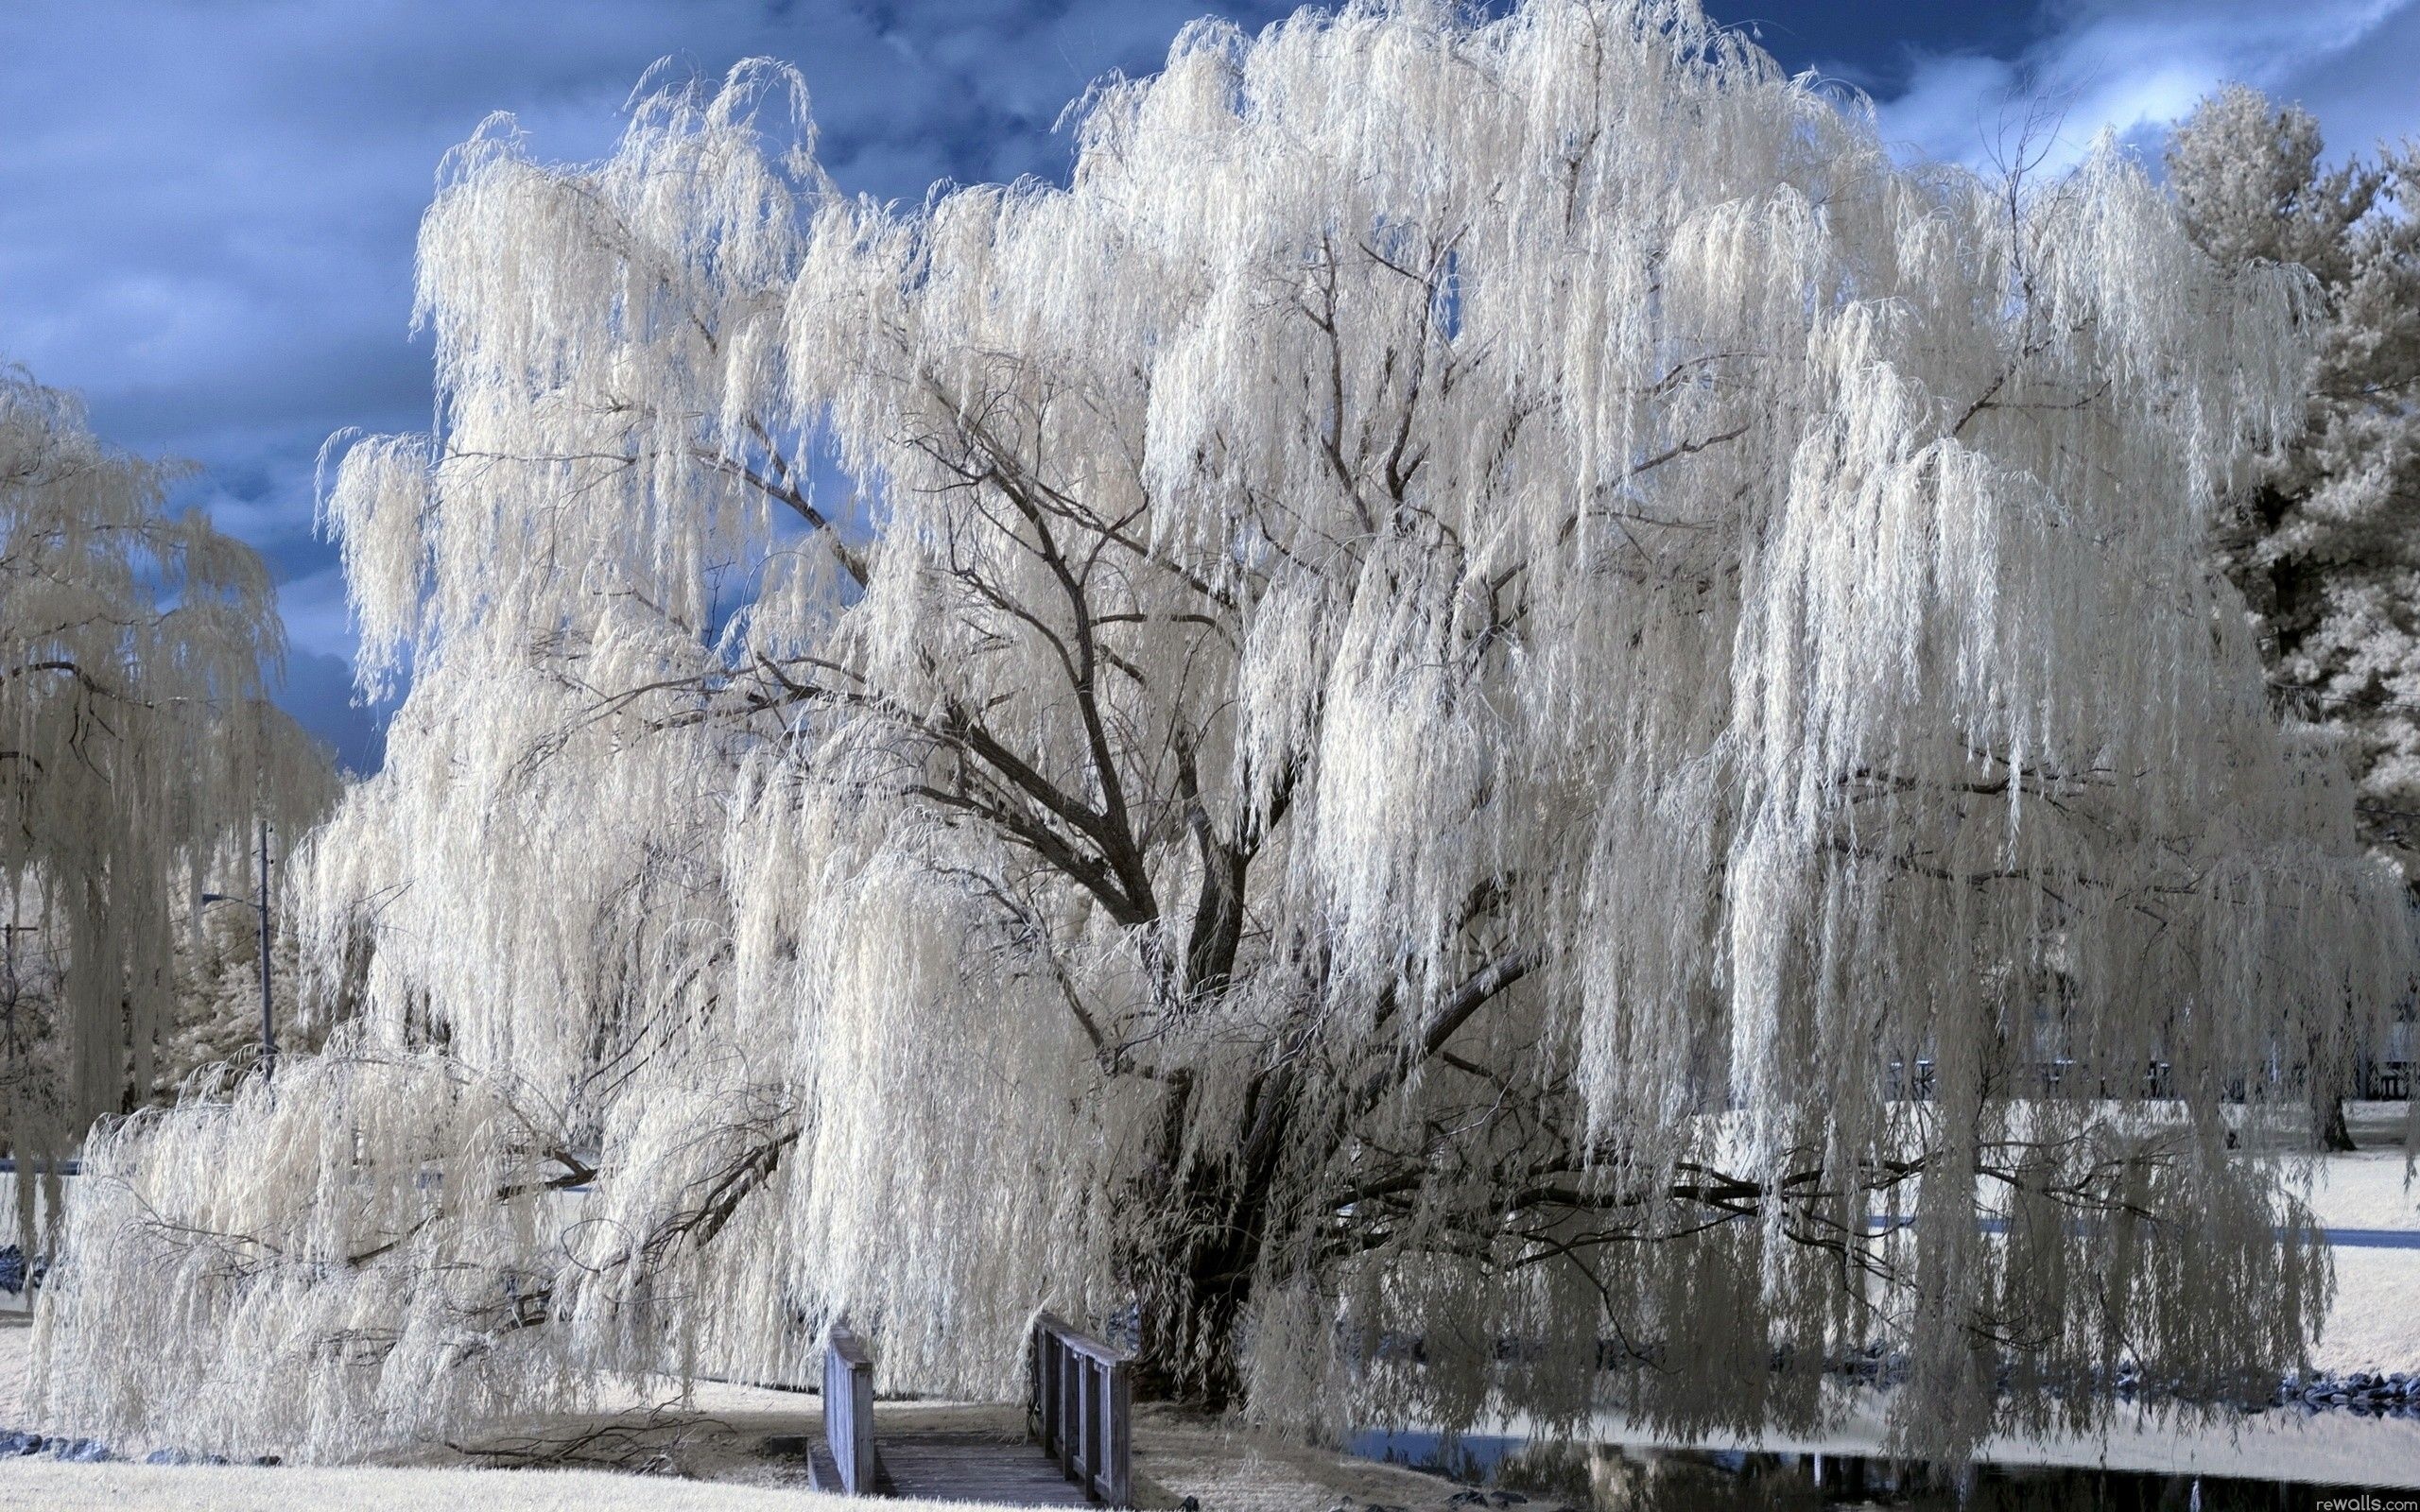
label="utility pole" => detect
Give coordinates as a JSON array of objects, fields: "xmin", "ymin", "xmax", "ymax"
[
  {"xmin": 0, "ymin": 917, "xmax": 39, "ymax": 1042},
  {"xmin": 201, "ymin": 818, "xmax": 276, "ymax": 1079},
  {"xmin": 255, "ymin": 818, "xmax": 275, "ymax": 1076}
]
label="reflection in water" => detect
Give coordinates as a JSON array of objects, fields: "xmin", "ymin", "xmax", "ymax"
[{"xmin": 1347, "ymin": 1429, "xmax": 2380, "ymax": 1509}]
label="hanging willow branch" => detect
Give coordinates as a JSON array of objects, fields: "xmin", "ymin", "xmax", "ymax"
[
  {"xmin": 33, "ymin": 0, "xmax": 2412, "ymax": 1470},
  {"xmin": 0, "ymin": 369, "xmax": 333, "ymax": 1254}
]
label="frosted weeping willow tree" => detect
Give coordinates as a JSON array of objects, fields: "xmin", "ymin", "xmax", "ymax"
[
  {"xmin": 34, "ymin": 0, "xmax": 2416, "ymax": 1466},
  {"xmin": 0, "ymin": 368, "xmax": 330, "ymax": 1242}
]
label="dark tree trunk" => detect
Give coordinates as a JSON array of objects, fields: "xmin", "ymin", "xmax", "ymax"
[
  {"xmin": 1129, "ymin": 1056, "xmax": 1304, "ymax": 1409},
  {"xmin": 2308, "ymin": 1032, "xmax": 2360, "ymax": 1153},
  {"xmin": 1132, "ymin": 1246, "xmax": 1253, "ymax": 1409},
  {"xmin": 2315, "ymin": 1091, "xmax": 2357, "ymax": 1153}
]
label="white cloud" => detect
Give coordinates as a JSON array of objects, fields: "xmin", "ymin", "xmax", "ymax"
[
  {"xmin": 1871, "ymin": 0, "xmax": 2419, "ymax": 171},
  {"xmin": 0, "ymin": 0, "xmax": 1300, "ymax": 763}
]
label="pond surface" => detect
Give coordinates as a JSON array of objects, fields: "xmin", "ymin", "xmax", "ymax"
[{"xmin": 1347, "ymin": 1428, "xmax": 2386, "ymax": 1509}]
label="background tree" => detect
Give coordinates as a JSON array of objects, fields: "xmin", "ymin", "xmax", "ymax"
[
  {"xmin": 2168, "ymin": 87, "xmax": 2420, "ymax": 1149},
  {"xmin": 153, "ymin": 866, "xmax": 326, "ymax": 1095},
  {"xmin": 0, "ymin": 366, "xmax": 333, "ymax": 1244},
  {"xmin": 35, "ymin": 0, "xmax": 2412, "ymax": 1467}
]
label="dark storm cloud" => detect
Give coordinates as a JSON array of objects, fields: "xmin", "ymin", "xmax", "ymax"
[
  {"xmin": 278, "ymin": 646, "xmax": 395, "ymax": 779},
  {"xmin": 1, "ymin": 0, "xmax": 2411, "ymax": 765}
]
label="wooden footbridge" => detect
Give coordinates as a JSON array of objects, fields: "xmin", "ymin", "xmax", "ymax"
[{"xmin": 807, "ymin": 1314, "xmax": 1133, "ymax": 1506}]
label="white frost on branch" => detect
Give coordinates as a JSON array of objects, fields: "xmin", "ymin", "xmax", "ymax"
[
  {"xmin": 35, "ymin": 0, "xmax": 2414, "ymax": 1468},
  {"xmin": 2169, "ymin": 84, "xmax": 2420, "ymax": 884},
  {"xmin": 0, "ymin": 367, "xmax": 332, "ymax": 1246}
]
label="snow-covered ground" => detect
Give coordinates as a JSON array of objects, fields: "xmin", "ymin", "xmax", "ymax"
[
  {"xmin": 0, "ymin": 1322, "xmax": 22, "ymax": 1429},
  {"xmin": 1581, "ymin": 1393, "xmax": 2420, "ymax": 1488},
  {"xmin": 1553, "ymin": 1106, "xmax": 2420, "ymax": 1487},
  {"xmin": 0, "ymin": 1314, "xmax": 1472, "ymax": 1511},
  {"xmin": 9, "ymin": 1110, "xmax": 2420, "ymax": 1503},
  {"xmin": 0, "ymin": 1459, "xmax": 873, "ymax": 1511},
  {"xmin": 2308, "ymin": 1155, "xmax": 2420, "ymax": 1376}
]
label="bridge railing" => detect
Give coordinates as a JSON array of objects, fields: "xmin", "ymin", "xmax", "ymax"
[
  {"xmin": 1028, "ymin": 1313, "xmax": 1132, "ymax": 1506},
  {"xmin": 823, "ymin": 1320, "xmax": 877, "ymax": 1495}
]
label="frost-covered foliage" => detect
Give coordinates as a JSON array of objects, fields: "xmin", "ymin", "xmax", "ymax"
[
  {"xmin": 154, "ymin": 868, "xmax": 324, "ymax": 1095},
  {"xmin": 2169, "ymin": 86, "xmax": 2420, "ymax": 879},
  {"xmin": 0, "ymin": 368, "xmax": 333, "ymax": 1241},
  {"xmin": 36, "ymin": 0, "xmax": 2415, "ymax": 1467}
]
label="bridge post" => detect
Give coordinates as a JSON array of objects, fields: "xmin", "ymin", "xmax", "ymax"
[
  {"xmin": 823, "ymin": 1320, "xmax": 877, "ymax": 1495},
  {"xmin": 1028, "ymin": 1313, "xmax": 1132, "ymax": 1506}
]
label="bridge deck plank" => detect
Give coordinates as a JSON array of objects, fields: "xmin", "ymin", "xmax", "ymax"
[{"xmin": 873, "ymin": 1427, "xmax": 1097, "ymax": 1505}]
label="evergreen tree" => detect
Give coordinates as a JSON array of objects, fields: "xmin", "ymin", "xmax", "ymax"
[{"xmin": 2169, "ymin": 86, "xmax": 2420, "ymax": 1149}]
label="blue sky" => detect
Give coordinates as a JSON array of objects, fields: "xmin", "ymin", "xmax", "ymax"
[{"xmin": 4, "ymin": 0, "xmax": 2414, "ymax": 772}]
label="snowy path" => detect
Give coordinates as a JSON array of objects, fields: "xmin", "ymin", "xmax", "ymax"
[{"xmin": 2313, "ymin": 1226, "xmax": 2420, "ymax": 1247}]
